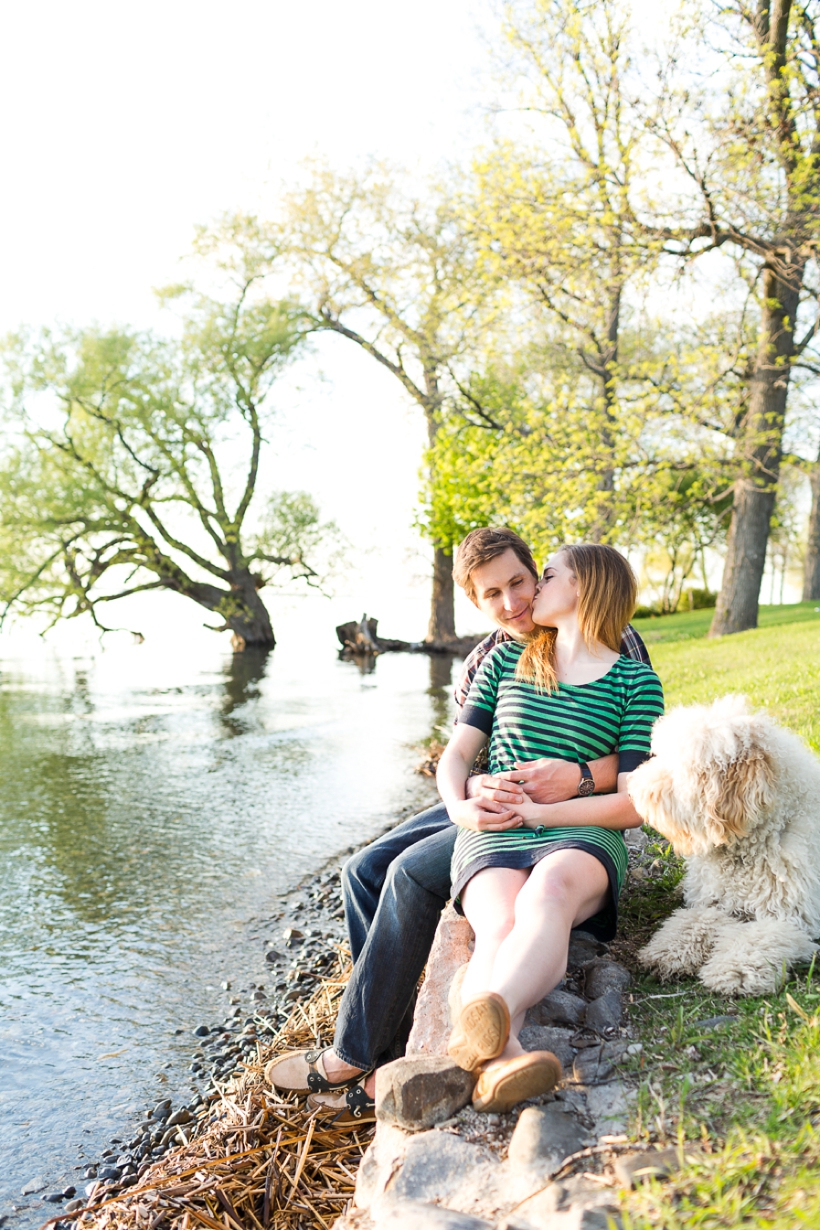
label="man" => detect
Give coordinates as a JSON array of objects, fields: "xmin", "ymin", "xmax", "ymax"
[{"xmin": 266, "ymin": 527, "xmax": 650, "ymax": 1124}]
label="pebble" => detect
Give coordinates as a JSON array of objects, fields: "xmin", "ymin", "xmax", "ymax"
[
  {"xmin": 193, "ymin": 1024, "xmax": 210, "ymax": 1036},
  {"xmin": 20, "ymin": 1178, "xmax": 46, "ymax": 1196}
]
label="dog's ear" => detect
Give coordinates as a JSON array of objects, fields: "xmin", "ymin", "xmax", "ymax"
[
  {"xmin": 628, "ymin": 758, "xmax": 691, "ymax": 849},
  {"xmin": 700, "ymin": 744, "xmax": 776, "ymax": 845}
]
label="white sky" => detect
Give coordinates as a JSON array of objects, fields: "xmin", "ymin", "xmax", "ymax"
[
  {"xmin": 0, "ymin": 0, "xmax": 803, "ymax": 653},
  {"xmin": 0, "ymin": 0, "xmax": 498, "ymax": 646}
]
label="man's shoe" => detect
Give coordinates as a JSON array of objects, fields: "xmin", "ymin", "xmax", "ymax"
[
  {"xmin": 448, "ymin": 992, "xmax": 510, "ymax": 1072},
  {"xmin": 264, "ymin": 1046, "xmax": 364, "ymax": 1095},
  {"xmin": 472, "ymin": 1051, "xmax": 562, "ymax": 1114},
  {"xmin": 306, "ymin": 1082, "xmax": 376, "ymax": 1130}
]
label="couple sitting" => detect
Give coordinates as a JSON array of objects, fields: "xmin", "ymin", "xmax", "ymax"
[{"xmin": 267, "ymin": 528, "xmax": 663, "ymax": 1120}]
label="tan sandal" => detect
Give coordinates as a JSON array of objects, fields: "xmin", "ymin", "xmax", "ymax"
[
  {"xmin": 264, "ymin": 1046, "xmax": 365, "ymax": 1095},
  {"xmin": 448, "ymin": 992, "xmax": 510, "ymax": 1071},
  {"xmin": 306, "ymin": 1082, "xmax": 376, "ymax": 1130},
  {"xmin": 472, "ymin": 1050, "xmax": 562, "ymax": 1114}
]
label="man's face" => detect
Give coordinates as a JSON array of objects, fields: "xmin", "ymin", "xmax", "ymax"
[{"xmin": 469, "ymin": 548, "xmax": 537, "ymax": 637}]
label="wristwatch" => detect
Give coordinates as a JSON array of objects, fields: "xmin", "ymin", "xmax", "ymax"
[{"xmin": 577, "ymin": 762, "xmax": 595, "ymax": 796}]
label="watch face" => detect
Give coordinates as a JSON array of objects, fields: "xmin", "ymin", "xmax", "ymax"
[{"xmin": 578, "ymin": 777, "xmax": 595, "ymax": 796}]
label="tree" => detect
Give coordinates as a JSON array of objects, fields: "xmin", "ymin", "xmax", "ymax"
[
  {"xmin": 206, "ymin": 165, "xmax": 502, "ymax": 643},
  {"xmin": 0, "ymin": 281, "xmax": 337, "ymax": 648},
  {"xmin": 644, "ymin": 0, "xmax": 820, "ymax": 635},
  {"xmin": 471, "ymin": 0, "xmax": 658, "ymax": 537},
  {"xmin": 802, "ymin": 441, "xmax": 820, "ymax": 597}
]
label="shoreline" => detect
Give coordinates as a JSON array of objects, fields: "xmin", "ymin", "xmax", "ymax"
[{"xmin": 27, "ymin": 827, "xmax": 401, "ymax": 1230}]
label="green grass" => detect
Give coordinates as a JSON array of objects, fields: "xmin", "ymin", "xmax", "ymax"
[
  {"xmin": 645, "ymin": 607, "xmax": 820, "ymax": 751},
  {"xmin": 633, "ymin": 601, "xmax": 820, "ymax": 646},
  {"xmin": 618, "ymin": 603, "xmax": 820, "ymax": 1225}
]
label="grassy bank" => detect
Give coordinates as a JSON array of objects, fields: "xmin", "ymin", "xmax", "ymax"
[{"xmin": 619, "ymin": 604, "xmax": 820, "ymax": 1227}]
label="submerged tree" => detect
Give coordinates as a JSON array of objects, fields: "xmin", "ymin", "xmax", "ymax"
[{"xmin": 0, "ymin": 281, "xmax": 336, "ymax": 647}]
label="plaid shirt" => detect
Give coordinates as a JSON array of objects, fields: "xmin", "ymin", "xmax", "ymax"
[{"xmin": 453, "ymin": 623, "xmax": 651, "ymax": 712}]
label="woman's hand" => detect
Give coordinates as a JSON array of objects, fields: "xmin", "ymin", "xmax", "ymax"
[
  {"xmin": 449, "ymin": 797, "xmax": 525, "ymax": 833},
  {"xmin": 465, "ymin": 773, "xmax": 527, "ymax": 808}
]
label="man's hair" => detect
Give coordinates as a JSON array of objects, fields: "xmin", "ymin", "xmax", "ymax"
[
  {"xmin": 453, "ymin": 527, "xmax": 538, "ymax": 600},
  {"xmin": 516, "ymin": 543, "xmax": 638, "ymax": 692}
]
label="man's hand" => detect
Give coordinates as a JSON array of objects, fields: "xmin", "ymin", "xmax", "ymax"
[
  {"xmin": 466, "ymin": 773, "xmax": 527, "ymax": 808},
  {"xmin": 448, "ymin": 797, "xmax": 524, "ymax": 833},
  {"xmin": 495, "ymin": 758, "xmax": 583, "ymax": 805}
]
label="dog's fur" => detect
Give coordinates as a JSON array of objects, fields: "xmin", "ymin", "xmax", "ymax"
[{"xmin": 628, "ymin": 695, "xmax": 820, "ymax": 995}]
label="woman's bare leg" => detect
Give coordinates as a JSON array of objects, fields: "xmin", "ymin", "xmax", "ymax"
[
  {"xmin": 465, "ymin": 850, "xmax": 609, "ymax": 1067},
  {"xmin": 460, "ymin": 866, "xmax": 529, "ymax": 1004}
]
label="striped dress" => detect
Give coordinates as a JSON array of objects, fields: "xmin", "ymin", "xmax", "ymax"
[{"xmin": 451, "ymin": 641, "xmax": 664, "ymax": 938}]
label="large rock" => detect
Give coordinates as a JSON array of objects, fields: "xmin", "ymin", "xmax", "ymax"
[
  {"xmin": 583, "ymin": 959, "xmax": 632, "ymax": 999},
  {"xmin": 406, "ymin": 907, "xmax": 474, "ymax": 1057},
  {"xmin": 376, "ymin": 1057, "xmax": 475, "ymax": 1131},
  {"xmin": 373, "ymin": 1200, "xmax": 495, "ymax": 1229},
  {"xmin": 527, "ymin": 990, "xmax": 587, "ymax": 1029},
  {"xmin": 518, "ymin": 1024, "xmax": 576, "ymax": 1070},
  {"xmin": 572, "ymin": 1048, "xmax": 614, "ymax": 1085},
  {"xmin": 613, "ymin": 1145, "xmax": 700, "ymax": 1188},
  {"xmin": 585, "ymin": 992, "xmax": 623, "ymax": 1033},
  {"xmin": 384, "ymin": 1131, "xmax": 508, "ymax": 1217},
  {"xmin": 508, "ymin": 1105, "xmax": 591, "ymax": 1175},
  {"xmin": 567, "ymin": 931, "xmax": 607, "ymax": 968},
  {"xmin": 500, "ymin": 1174, "xmax": 622, "ymax": 1230}
]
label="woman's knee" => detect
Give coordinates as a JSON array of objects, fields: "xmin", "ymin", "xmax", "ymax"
[{"xmin": 521, "ymin": 865, "xmax": 582, "ymax": 915}]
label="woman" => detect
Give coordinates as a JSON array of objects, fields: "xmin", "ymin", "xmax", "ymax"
[{"xmin": 437, "ymin": 543, "xmax": 663, "ymax": 1113}]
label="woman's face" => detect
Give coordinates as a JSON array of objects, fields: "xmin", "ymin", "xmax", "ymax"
[{"xmin": 531, "ymin": 552, "xmax": 580, "ymax": 626}]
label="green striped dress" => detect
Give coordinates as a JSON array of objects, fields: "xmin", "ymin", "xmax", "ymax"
[{"xmin": 451, "ymin": 641, "xmax": 665, "ymax": 939}]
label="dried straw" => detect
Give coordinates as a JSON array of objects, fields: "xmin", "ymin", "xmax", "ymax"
[{"xmin": 59, "ymin": 953, "xmax": 371, "ymax": 1230}]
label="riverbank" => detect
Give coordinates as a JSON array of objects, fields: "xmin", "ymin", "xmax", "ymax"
[{"xmin": 32, "ymin": 606, "xmax": 820, "ymax": 1228}]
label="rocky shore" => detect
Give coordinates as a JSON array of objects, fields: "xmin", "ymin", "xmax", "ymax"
[
  {"xmin": 24, "ymin": 861, "xmax": 353, "ymax": 1228},
  {"xmin": 28, "ymin": 821, "xmax": 701, "ymax": 1230}
]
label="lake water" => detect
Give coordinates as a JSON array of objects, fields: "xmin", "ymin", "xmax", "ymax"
[{"xmin": 0, "ymin": 627, "xmax": 453, "ymax": 1225}]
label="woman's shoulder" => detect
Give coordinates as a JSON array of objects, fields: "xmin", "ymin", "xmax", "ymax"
[{"xmin": 612, "ymin": 655, "xmax": 663, "ymax": 689}]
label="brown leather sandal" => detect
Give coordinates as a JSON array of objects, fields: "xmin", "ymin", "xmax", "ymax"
[
  {"xmin": 472, "ymin": 1050, "xmax": 562, "ymax": 1113},
  {"xmin": 448, "ymin": 992, "xmax": 511, "ymax": 1072}
]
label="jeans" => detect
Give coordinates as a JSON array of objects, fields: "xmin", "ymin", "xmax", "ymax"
[{"xmin": 333, "ymin": 802, "xmax": 456, "ymax": 1072}]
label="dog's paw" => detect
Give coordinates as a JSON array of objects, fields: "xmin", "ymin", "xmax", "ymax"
[
  {"xmin": 699, "ymin": 920, "xmax": 818, "ymax": 997},
  {"xmin": 638, "ymin": 907, "xmax": 727, "ymax": 979}
]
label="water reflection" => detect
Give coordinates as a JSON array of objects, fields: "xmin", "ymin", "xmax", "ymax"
[{"xmin": 0, "ymin": 643, "xmax": 448, "ymax": 1227}]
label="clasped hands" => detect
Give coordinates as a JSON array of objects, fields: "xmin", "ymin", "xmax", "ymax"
[{"xmin": 450, "ymin": 757, "xmax": 582, "ymax": 833}]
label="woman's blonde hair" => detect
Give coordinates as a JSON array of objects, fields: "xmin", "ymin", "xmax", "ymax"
[{"xmin": 515, "ymin": 544, "xmax": 638, "ymax": 693}]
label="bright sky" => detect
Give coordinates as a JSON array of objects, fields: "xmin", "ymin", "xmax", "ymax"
[{"xmin": 0, "ymin": 0, "xmax": 497, "ymax": 645}]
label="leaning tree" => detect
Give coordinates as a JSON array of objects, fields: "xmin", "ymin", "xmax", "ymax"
[{"xmin": 0, "ymin": 278, "xmax": 336, "ymax": 648}]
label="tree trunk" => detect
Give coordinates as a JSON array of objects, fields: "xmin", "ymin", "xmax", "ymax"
[
  {"xmin": 802, "ymin": 446, "xmax": 820, "ymax": 600},
  {"xmin": 427, "ymin": 546, "xmax": 456, "ymax": 643},
  {"xmin": 709, "ymin": 266, "xmax": 802, "ymax": 636},
  {"xmin": 423, "ymin": 370, "xmax": 457, "ymax": 643},
  {"xmin": 182, "ymin": 572, "xmax": 276, "ymax": 649},
  {"xmin": 223, "ymin": 580, "xmax": 275, "ymax": 650}
]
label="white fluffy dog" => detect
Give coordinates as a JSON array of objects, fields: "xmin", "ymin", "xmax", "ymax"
[{"xmin": 628, "ymin": 695, "xmax": 820, "ymax": 996}]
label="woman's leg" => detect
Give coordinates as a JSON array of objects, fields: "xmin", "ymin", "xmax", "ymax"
[
  {"xmin": 460, "ymin": 866, "xmax": 529, "ymax": 1004},
  {"xmin": 483, "ymin": 849, "xmax": 609, "ymax": 1064}
]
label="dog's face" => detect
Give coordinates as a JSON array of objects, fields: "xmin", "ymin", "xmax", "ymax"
[{"xmin": 628, "ymin": 695, "xmax": 776, "ymax": 856}]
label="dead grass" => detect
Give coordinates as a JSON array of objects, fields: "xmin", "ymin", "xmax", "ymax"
[{"xmin": 57, "ymin": 952, "xmax": 372, "ymax": 1230}]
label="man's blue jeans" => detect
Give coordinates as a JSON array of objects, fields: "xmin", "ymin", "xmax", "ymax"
[{"xmin": 332, "ymin": 802, "xmax": 456, "ymax": 1072}]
